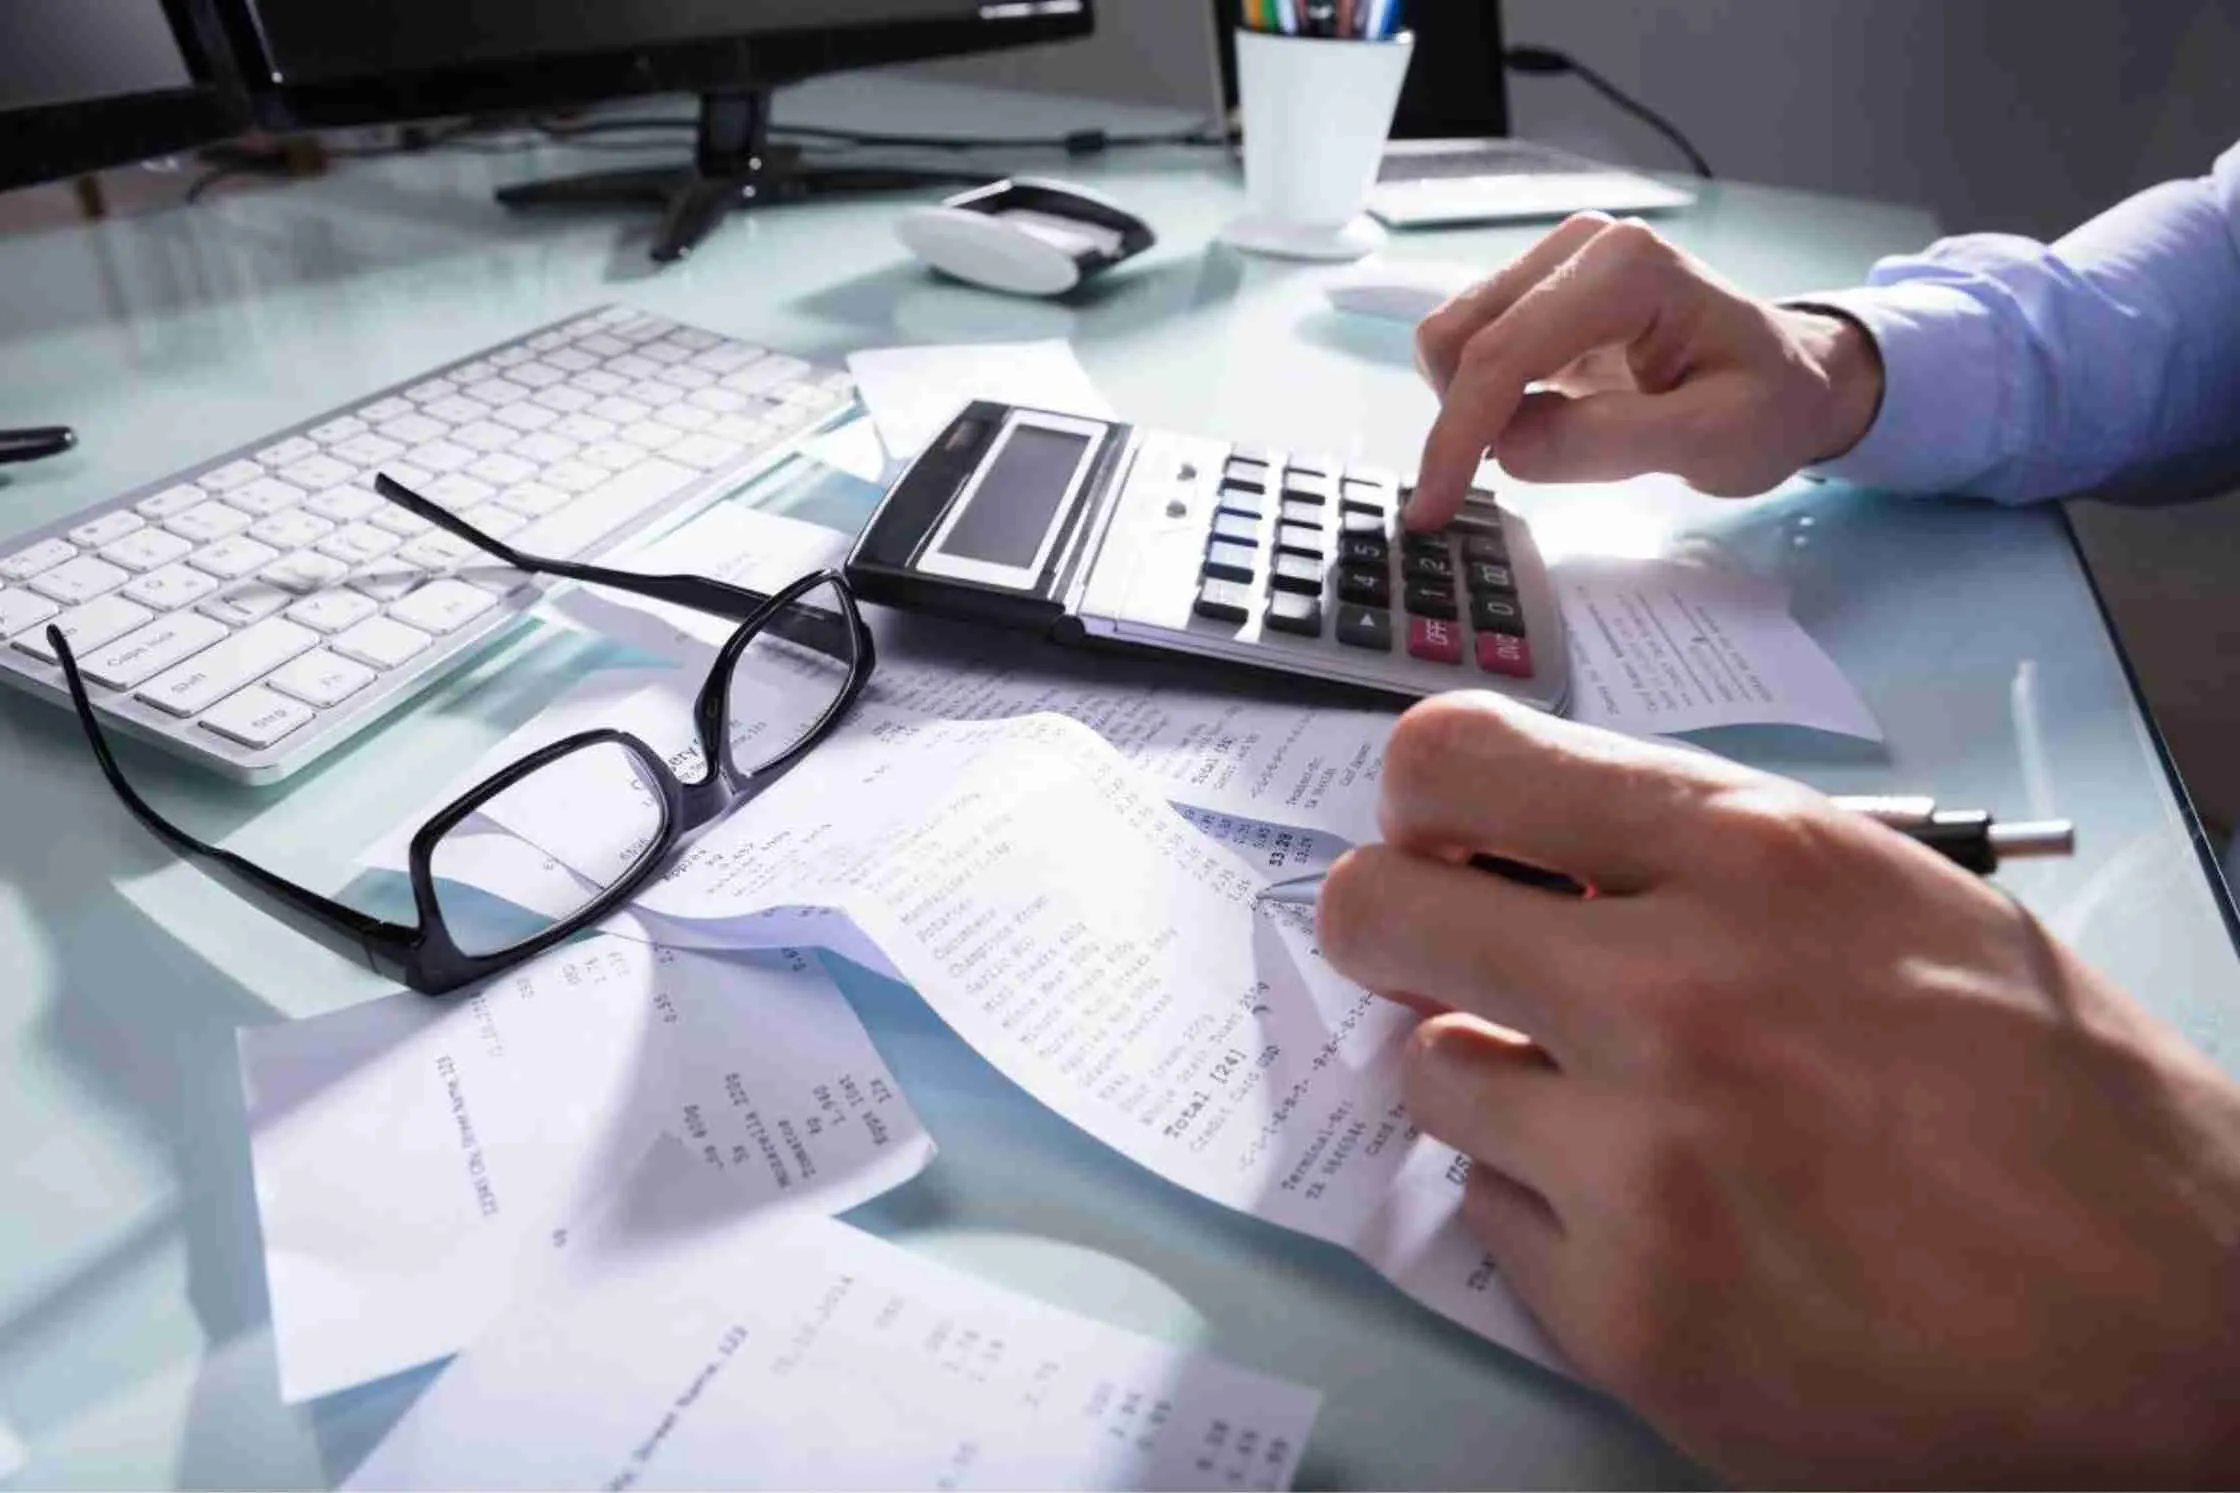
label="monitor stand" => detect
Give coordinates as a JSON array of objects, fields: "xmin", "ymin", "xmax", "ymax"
[{"xmin": 496, "ymin": 87, "xmax": 993, "ymax": 264}]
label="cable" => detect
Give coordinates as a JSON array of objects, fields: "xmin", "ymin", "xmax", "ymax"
[
  {"xmin": 1504, "ymin": 44, "xmax": 1714, "ymax": 180},
  {"xmin": 532, "ymin": 113, "xmax": 1228, "ymax": 155}
]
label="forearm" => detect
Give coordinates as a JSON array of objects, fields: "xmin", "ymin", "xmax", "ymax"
[{"xmin": 1805, "ymin": 143, "xmax": 2240, "ymax": 503}]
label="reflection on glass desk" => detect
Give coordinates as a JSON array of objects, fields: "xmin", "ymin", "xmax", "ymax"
[{"xmin": 0, "ymin": 76, "xmax": 2233, "ymax": 1491}]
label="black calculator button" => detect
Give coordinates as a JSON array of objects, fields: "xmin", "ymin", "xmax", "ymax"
[
  {"xmin": 1403, "ymin": 552, "xmax": 1455, "ymax": 584},
  {"xmin": 1209, "ymin": 511, "xmax": 1259, "ymax": 546},
  {"xmin": 1203, "ymin": 541, "xmax": 1257, "ymax": 583},
  {"xmin": 1336, "ymin": 604, "xmax": 1393, "ymax": 651},
  {"xmin": 1460, "ymin": 532, "xmax": 1508, "ymax": 564},
  {"xmin": 1400, "ymin": 530, "xmax": 1448, "ymax": 559},
  {"xmin": 1216, "ymin": 485, "xmax": 1265, "ymax": 518},
  {"xmin": 1275, "ymin": 522, "xmax": 1324, "ymax": 558},
  {"xmin": 1403, "ymin": 580, "xmax": 1458, "ymax": 619},
  {"xmin": 1338, "ymin": 534, "xmax": 1388, "ymax": 566},
  {"xmin": 1337, "ymin": 568, "xmax": 1391, "ymax": 607},
  {"xmin": 1224, "ymin": 459, "xmax": 1270, "ymax": 487},
  {"xmin": 1264, "ymin": 592, "xmax": 1323, "ymax": 637},
  {"xmin": 1464, "ymin": 560, "xmax": 1516, "ymax": 594},
  {"xmin": 1269, "ymin": 553, "xmax": 1323, "ymax": 595},
  {"xmin": 1470, "ymin": 592, "xmax": 1527, "ymax": 635},
  {"xmin": 1339, "ymin": 508, "xmax": 1386, "ymax": 538},
  {"xmin": 1194, "ymin": 578, "xmax": 1255, "ymax": 624}
]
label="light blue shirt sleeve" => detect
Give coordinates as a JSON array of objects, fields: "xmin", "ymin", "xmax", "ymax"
[{"xmin": 1802, "ymin": 141, "xmax": 2240, "ymax": 503}]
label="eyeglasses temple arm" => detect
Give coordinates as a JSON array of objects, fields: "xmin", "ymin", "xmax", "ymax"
[{"xmin": 48, "ymin": 629, "xmax": 419, "ymax": 986}]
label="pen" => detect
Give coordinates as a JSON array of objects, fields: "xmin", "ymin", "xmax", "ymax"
[
  {"xmin": 1255, "ymin": 796, "xmax": 2076, "ymax": 905},
  {"xmin": 0, "ymin": 425, "xmax": 76, "ymax": 465}
]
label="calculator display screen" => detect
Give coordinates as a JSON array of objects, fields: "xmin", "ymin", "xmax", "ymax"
[{"xmin": 934, "ymin": 425, "xmax": 1093, "ymax": 569}]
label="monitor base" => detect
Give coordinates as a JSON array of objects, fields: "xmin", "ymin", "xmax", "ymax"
[{"xmin": 496, "ymin": 87, "xmax": 992, "ymax": 263}]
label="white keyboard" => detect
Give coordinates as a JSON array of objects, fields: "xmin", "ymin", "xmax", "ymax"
[{"xmin": 0, "ymin": 305, "xmax": 855, "ymax": 782}]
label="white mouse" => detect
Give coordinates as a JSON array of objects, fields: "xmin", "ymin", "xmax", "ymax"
[
  {"xmin": 898, "ymin": 177, "xmax": 1154, "ymax": 298},
  {"xmin": 1324, "ymin": 258, "xmax": 1480, "ymax": 322}
]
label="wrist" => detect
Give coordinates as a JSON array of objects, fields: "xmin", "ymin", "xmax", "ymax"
[{"xmin": 1783, "ymin": 306, "xmax": 1886, "ymax": 464}]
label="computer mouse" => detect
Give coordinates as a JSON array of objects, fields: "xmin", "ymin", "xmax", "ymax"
[
  {"xmin": 897, "ymin": 177, "xmax": 1155, "ymax": 297},
  {"xmin": 1324, "ymin": 258, "xmax": 1479, "ymax": 322}
]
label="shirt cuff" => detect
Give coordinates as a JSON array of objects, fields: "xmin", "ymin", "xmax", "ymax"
[{"xmin": 1787, "ymin": 281, "xmax": 2009, "ymax": 495}]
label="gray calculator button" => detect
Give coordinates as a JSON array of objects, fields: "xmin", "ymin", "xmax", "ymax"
[
  {"xmin": 1339, "ymin": 509, "xmax": 1384, "ymax": 537},
  {"xmin": 1275, "ymin": 522, "xmax": 1323, "ymax": 558},
  {"xmin": 1193, "ymin": 578, "xmax": 1254, "ymax": 624},
  {"xmin": 1203, "ymin": 541, "xmax": 1257, "ymax": 583},
  {"xmin": 1265, "ymin": 592, "xmax": 1322, "ymax": 637},
  {"xmin": 1223, "ymin": 459, "xmax": 1270, "ymax": 487},
  {"xmin": 1210, "ymin": 512, "xmax": 1259, "ymax": 546},
  {"xmin": 1216, "ymin": 486, "xmax": 1266, "ymax": 519},
  {"xmin": 1279, "ymin": 498, "xmax": 1323, "ymax": 526},
  {"xmin": 1270, "ymin": 553, "xmax": 1323, "ymax": 595}
]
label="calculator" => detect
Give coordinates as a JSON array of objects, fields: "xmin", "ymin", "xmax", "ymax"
[{"xmin": 845, "ymin": 401, "xmax": 1568, "ymax": 712}]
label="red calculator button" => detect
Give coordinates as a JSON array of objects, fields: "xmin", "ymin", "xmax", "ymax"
[
  {"xmin": 1407, "ymin": 616, "xmax": 1463, "ymax": 664},
  {"xmin": 1475, "ymin": 630, "xmax": 1534, "ymax": 678}
]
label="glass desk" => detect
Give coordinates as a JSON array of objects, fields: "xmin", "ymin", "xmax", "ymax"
[{"xmin": 2, "ymin": 82, "xmax": 2234, "ymax": 1488}]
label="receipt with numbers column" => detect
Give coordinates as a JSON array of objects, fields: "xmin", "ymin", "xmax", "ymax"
[{"xmin": 346, "ymin": 1139, "xmax": 1321, "ymax": 1491}]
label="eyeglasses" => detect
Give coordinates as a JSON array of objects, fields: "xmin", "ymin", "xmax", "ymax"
[{"xmin": 48, "ymin": 474, "xmax": 875, "ymax": 995}]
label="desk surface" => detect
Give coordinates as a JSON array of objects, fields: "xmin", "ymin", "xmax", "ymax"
[{"xmin": 3, "ymin": 79, "xmax": 2236, "ymax": 1490}]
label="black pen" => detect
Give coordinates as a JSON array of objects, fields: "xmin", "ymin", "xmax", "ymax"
[
  {"xmin": 1256, "ymin": 796, "xmax": 2075, "ymax": 904},
  {"xmin": 0, "ymin": 426, "xmax": 77, "ymax": 464}
]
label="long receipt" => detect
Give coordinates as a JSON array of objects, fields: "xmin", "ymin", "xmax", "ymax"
[
  {"xmin": 347, "ymin": 1140, "xmax": 1321, "ymax": 1491},
  {"xmin": 239, "ymin": 939, "xmax": 934, "ymax": 1401},
  {"xmin": 420, "ymin": 700, "xmax": 1562, "ymax": 1369}
]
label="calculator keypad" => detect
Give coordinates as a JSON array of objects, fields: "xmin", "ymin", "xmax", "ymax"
[{"xmin": 1188, "ymin": 453, "xmax": 1535, "ymax": 679}]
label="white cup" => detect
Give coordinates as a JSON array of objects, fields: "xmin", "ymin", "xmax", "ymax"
[{"xmin": 1222, "ymin": 27, "xmax": 1415, "ymax": 261}]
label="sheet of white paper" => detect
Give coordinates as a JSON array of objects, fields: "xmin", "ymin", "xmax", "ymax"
[
  {"xmin": 428, "ymin": 710, "xmax": 1561, "ymax": 1368},
  {"xmin": 799, "ymin": 414, "xmax": 893, "ymax": 485},
  {"xmin": 239, "ymin": 937, "xmax": 933, "ymax": 1402},
  {"xmin": 1557, "ymin": 557, "xmax": 1882, "ymax": 740},
  {"xmin": 347, "ymin": 1139, "xmax": 1321, "ymax": 1492},
  {"xmin": 845, "ymin": 339, "xmax": 1115, "ymax": 459}
]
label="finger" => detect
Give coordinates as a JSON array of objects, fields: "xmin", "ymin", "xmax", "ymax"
[
  {"xmin": 1407, "ymin": 222, "xmax": 1685, "ymax": 528},
  {"xmin": 1460, "ymin": 1165, "xmax": 1569, "ymax": 1323},
  {"xmin": 1319, "ymin": 845, "xmax": 1633, "ymax": 1058},
  {"xmin": 1378, "ymin": 690, "xmax": 1754, "ymax": 893},
  {"xmin": 1495, "ymin": 383, "xmax": 1733, "ymax": 486},
  {"xmin": 1415, "ymin": 212, "xmax": 1613, "ymax": 396},
  {"xmin": 1402, "ymin": 1013, "xmax": 1575, "ymax": 1196}
]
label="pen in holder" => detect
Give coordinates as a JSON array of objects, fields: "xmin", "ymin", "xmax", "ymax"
[{"xmin": 1221, "ymin": 26, "xmax": 1414, "ymax": 261}]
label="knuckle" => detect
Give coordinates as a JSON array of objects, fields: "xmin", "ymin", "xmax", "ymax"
[
  {"xmin": 1313, "ymin": 847, "xmax": 1385, "ymax": 969},
  {"xmin": 1593, "ymin": 216, "xmax": 1674, "ymax": 271},
  {"xmin": 1382, "ymin": 693, "xmax": 1512, "ymax": 802},
  {"xmin": 1698, "ymin": 783, "xmax": 1851, "ymax": 890}
]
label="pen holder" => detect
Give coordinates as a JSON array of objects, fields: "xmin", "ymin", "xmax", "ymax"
[{"xmin": 1221, "ymin": 27, "xmax": 1414, "ymax": 261}]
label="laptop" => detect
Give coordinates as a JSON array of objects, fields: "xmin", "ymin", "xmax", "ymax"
[{"xmin": 1369, "ymin": 137, "xmax": 1697, "ymax": 227}]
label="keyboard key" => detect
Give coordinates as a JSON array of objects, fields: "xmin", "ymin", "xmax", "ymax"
[
  {"xmin": 14, "ymin": 593, "xmax": 153, "ymax": 660},
  {"xmin": 368, "ymin": 505, "xmax": 433, "ymax": 537},
  {"xmin": 121, "ymin": 563, "xmax": 219, "ymax": 610},
  {"xmin": 378, "ymin": 412, "xmax": 447, "ymax": 446},
  {"xmin": 637, "ymin": 341, "xmax": 689, "ymax": 367},
  {"xmin": 723, "ymin": 355, "xmax": 808, "ymax": 393},
  {"xmin": 688, "ymin": 386, "xmax": 750, "ymax": 415},
  {"xmin": 534, "ymin": 383, "xmax": 597, "ymax": 414},
  {"xmin": 80, "ymin": 612, "xmax": 228, "ymax": 689},
  {"xmin": 506, "ymin": 458, "xmax": 698, "ymax": 560},
  {"xmin": 0, "ymin": 588, "xmax": 60, "ymax": 638},
  {"xmin": 1202, "ymin": 541, "xmax": 1257, "ymax": 583},
  {"xmin": 166, "ymin": 501, "xmax": 252, "ymax": 543},
  {"xmin": 619, "ymin": 420, "xmax": 681, "ymax": 451},
  {"xmin": 199, "ymin": 581, "xmax": 294, "ymax": 626},
  {"xmin": 1464, "ymin": 560, "xmax": 1516, "ymax": 594},
  {"xmin": 451, "ymin": 360, "xmax": 497, "ymax": 384},
  {"xmin": 1192, "ymin": 578, "xmax": 1254, "ymax": 625},
  {"xmin": 331, "ymin": 432, "xmax": 406, "ymax": 468},
  {"xmin": 1335, "ymin": 604, "xmax": 1391, "ymax": 651},
  {"xmin": 404, "ymin": 377, "xmax": 458, "ymax": 404},
  {"xmin": 1475, "ymin": 630, "xmax": 1534, "ymax": 678},
  {"xmin": 457, "ymin": 504, "xmax": 527, "ymax": 539},
  {"xmin": 137, "ymin": 484, "xmax": 207, "ymax": 520},
  {"xmin": 405, "ymin": 441, "xmax": 476, "ymax": 474},
  {"xmin": 1407, "ymin": 615, "xmax": 1464, "ymax": 665},
  {"xmin": 1269, "ymin": 553, "xmax": 1323, "ymax": 595},
  {"xmin": 1403, "ymin": 580, "xmax": 1458, "ymax": 619},
  {"xmin": 1209, "ymin": 511, "xmax": 1259, "ymax": 546},
  {"xmin": 653, "ymin": 402, "xmax": 716, "ymax": 432},
  {"xmin": 188, "ymin": 537, "xmax": 281, "ymax": 581},
  {"xmin": 267, "ymin": 648, "xmax": 378, "ymax": 708},
  {"xmin": 226, "ymin": 477, "xmax": 309, "ymax": 516},
  {"xmin": 607, "ymin": 354, "xmax": 660, "ymax": 382},
  {"xmin": 248, "ymin": 509, "xmax": 336, "ymax": 551},
  {"xmin": 576, "ymin": 334, "xmax": 629, "ymax": 359},
  {"xmin": 463, "ymin": 378, "xmax": 528, "ymax": 409},
  {"xmin": 427, "ymin": 473, "xmax": 496, "ymax": 509},
  {"xmin": 0, "ymin": 538, "xmax": 78, "ymax": 581},
  {"xmin": 467, "ymin": 452, "xmax": 539, "ymax": 487},
  {"xmin": 136, "ymin": 617, "xmax": 317, "ymax": 716},
  {"xmin": 260, "ymin": 551, "xmax": 351, "ymax": 594},
  {"xmin": 551, "ymin": 414, "xmax": 618, "ymax": 444},
  {"xmin": 69, "ymin": 510, "xmax": 145, "ymax": 548},
  {"xmin": 589, "ymin": 396, "xmax": 653, "ymax": 427},
  {"xmin": 492, "ymin": 401, "xmax": 559, "ymax": 433},
  {"xmin": 423, "ymin": 396, "xmax": 489, "ymax": 426},
  {"xmin": 654, "ymin": 364, "xmax": 716, "ymax": 391},
  {"xmin": 1470, "ymin": 592, "xmax": 1527, "ymax": 635},
  {"xmin": 330, "ymin": 615, "xmax": 432, "ymax": 669},
  {"xmin": 1337, "ymin": 568, "xmax": 1390, "ymax": 608},
  {"xmin": 1404, "ymin": 552, "xmax": 1455, "ymax": 584},
  {"xmin": 666, "ymin": 435, "xmax": 743, "ymax": 471},
  {"xmin": 281, "ymin": 454, "xmax": 357, "ymax": 492},
  {"xmin": 371, "ymin": 460, "xmax": 433, "ymax": 493},
  {"xmin": 199, "ymin": 459, "xmax": 264, "ymax": 493},
  {"xmin": 308, "ymin": 484, "xmax": 384, "ymax": 523},
  {"xmin": 1337, "ymin": 534, "xmax": 1388, "ymax": 567},
  {"xmin": 102, "ymin": 527, "xmax": 193, "ymax": 573},
  {"xmin": 317, "ymin": 523, "xmax": 401, "ymax": 564},
  {"xmin": 388, "ymin": 578, "xmax": 498, "ymax": 635},
  {"xmin": 309, "ymin": 415, "xmax": 368, "ymax": 445},
  {"xmin": 1263, "ymin": 592, "xmax": 1323, "ymax": 638},
  {"xmin": 509, "ymin": 432, "xmax": 578, "ymax": 465},
  {"xmin": 708, "ymin": 415, "xmax": 770, "ymax": 446},
  {"xmin": 496, "ymin": 482, "xmax": 570, "ymax": 518},
  {"xmin": 198, "ymin": 685, "xmax": 315, "ymax": 748},
  {"xmin": 490, "ymin": 346, "xmax": 534, "ymax": 368},
  {"xmin": 506, "ymin": 360, "xmax": 566, "ymax": 389},
  {"xmin": 581, "ymin": 441, "xmax": 647, "ymax": 473},
  {"xmin": 285, "ymin": 589, "xmax": 380, "ymax": 635},
  {"xmin": 454, "ymin": 421, "xmax": 520, "ymax": 455},
  {"xmin": 399, "ymin": 533, "xmax": 478, "ymax": 571},
  {"xmin": 359, "ymin": 397, "xmax": 412, "ymax": 423},
  {"xmin": 526, "ymin": 329, "xmax": 573, "ymax": 353},
  {"xmin": 623, "ymin": 379, "xmax": 683, "ymax": 408},
  {"xmin": 692, "ymin": 341, "xmax": 765, "ymax": 374},
  {"xmin": 30, "ymin": 555, "xmax": 129, "ymax": 605},
  {"xmin": 542, "ymin": 460, "xmax": 608, "ymax": 494}
]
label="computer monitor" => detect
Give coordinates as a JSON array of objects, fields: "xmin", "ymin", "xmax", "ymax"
[
  {"xmin": 221, "ymin": 0, "xmax": 1098, "ymax": 262},
  {"xmin": 0, "ymin": 0, "xmax": 248, "ymax": 194},
  {"xmin": 1207, "ymin": 1, "xmax": 1508, "ymax": 139}
]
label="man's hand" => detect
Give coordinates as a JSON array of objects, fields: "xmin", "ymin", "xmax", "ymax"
[
  {"xmin": 1406, "ymin": 213, "xmax": 1885, "ymax": 528},
  {"xmin": 1317, "ymin": 693, "xmax": 2240, "ymax": 1486}
]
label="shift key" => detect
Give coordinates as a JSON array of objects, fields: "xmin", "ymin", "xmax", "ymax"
[{"xmin": 135, "ymin": 617, "xmax": 317, "ymax": 716}]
